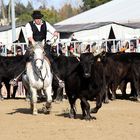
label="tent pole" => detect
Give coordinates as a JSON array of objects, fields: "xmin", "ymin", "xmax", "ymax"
[{"xmin": 11, "ymin": 0, "xmax": 16, "ymax": 42}]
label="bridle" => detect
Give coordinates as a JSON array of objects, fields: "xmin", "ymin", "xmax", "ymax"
[
  {"xmin": 34, "ymin": 58, "xmax": 44, "ymax": 70},
  {"xmin": 32, "ymin": 45, "xmax": 48, "ymax": 89}
]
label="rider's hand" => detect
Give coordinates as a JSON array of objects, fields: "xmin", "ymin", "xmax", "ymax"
[{"xmin": 53, "ymin": 31, "xmax": 58, "ymax": 37}]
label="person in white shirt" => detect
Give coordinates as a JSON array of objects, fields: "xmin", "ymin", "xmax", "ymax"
[
  {"xmin": 25, "ymin": 10, "xmax": 63, "ymax": 87},
  {"xmin": 25, "ymin": 10, "xmax": 58, "ymax": 46}
]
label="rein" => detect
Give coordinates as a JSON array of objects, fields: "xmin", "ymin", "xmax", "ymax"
[
  {"xmin": 33, "ymin": 59, "xmax": 48, "ymax": 89},
  {"xmin": 9, "ymin": 70, "xmax": 26, "ymax": 86},
  {"xmin": 46, "ymin": 35, "xmax": 58, "ymax": 46}
]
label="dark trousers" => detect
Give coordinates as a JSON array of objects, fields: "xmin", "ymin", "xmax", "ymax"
[{"xmin": 44, "ymin": 44, "xmax": 61, "ymax": 79}]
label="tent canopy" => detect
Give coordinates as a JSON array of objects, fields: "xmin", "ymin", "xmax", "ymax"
[
  {"xmin": 54, "ymin": 22, "xmax": 140, "ymax": 33},
  {"xmin": 54, "ymin": 0, "xmax": 140, "ymax": 41},
  {"xmin": 55, "ymin": 0, "xmax": 140, "ymax": 25},
  {"xmin": 0, "ymin": 24, "xmax": 27, "ymax": 44}
]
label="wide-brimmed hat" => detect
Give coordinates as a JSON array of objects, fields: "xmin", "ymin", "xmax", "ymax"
[{"xmin": 31, "ymin": 10, "xmax": 43, "ymax": 19}]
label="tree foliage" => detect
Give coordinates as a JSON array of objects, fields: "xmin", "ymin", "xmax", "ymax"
[
  {"xmin": 15, "ymin": 2, "xmax": 26, "ymax": 16},
  {"xmin": 82, "ymin": 0, "xmax": 112, "ymax": 11},
  {"xmin": 15, "ymin": 1, "xmax": 34, "ymax": 24},
  {"xmin": 1, "ymin": 0, "xmax": 111, "ymax": 25},
  {"xmin": 41, "ymin": 8, "xmax": 58, "ymax": 24},
  {"xmin": 16, "ymin": 12, "xmax": 32, "ymax": 25},
  {"xmin": 58, "ymin": 3, "xmax": 81, "ymax": 21}
]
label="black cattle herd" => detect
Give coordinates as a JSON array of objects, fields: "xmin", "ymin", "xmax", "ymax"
[{"xmin": 0, "ymin": 45, "xmax": 140, "ymax": 120}]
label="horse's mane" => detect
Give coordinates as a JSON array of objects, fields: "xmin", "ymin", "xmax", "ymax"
[
  {"xmin": 28, "ymin": 42, "xmax": 44, "ymax": 55},
  {"xmin": 34, "ymin": 42, "xmax": 44, "ymax": 49}
]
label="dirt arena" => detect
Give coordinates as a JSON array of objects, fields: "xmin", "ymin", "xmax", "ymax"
[{"xmin": 0, "ymin": 95, "xmax": 140, "ymax": 140}]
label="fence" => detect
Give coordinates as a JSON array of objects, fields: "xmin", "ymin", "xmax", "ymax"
[
  {"xmin": 1, "ymin": 38, "xmax": 140, "ymax": 56},
  {"xmin": 56, "ymin": 38, "xmax": 140, "ymax": 56},
  {"xmin": 0, "ymin": 43, "xmax": 27, "ymax": 56}
]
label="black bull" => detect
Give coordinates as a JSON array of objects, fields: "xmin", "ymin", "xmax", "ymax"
[
  {"xmin": 100, "ymin": 52, "xmax": 140, "ymax": 101},
  {"xmin": 54, "ymin": 54, "xmax": 106, "ymax": 120},
  {"xmin": 0, "ymin": 52, "xmax": 29, "ymax": 99}
]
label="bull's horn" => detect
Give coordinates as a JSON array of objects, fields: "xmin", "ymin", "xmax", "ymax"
[
  {"xmin": 41, "ymin": 39, "xmax": 45, "ymax": 46},
  {"xmin": 93, "ymin": 49, "xmax": 104, "ymax": 56},
  {"xmin": 73, "ymin": 52, "xmax": 80, "ymax": 57}
]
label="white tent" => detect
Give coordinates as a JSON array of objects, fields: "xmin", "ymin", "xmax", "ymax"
[
  {"xmin": 55, "ymin": 0, "xmax": 140, "ymax": 25},
  {"xmin": 55, "ymin": 21, "xmax": 140, "ymax": 41},
  {"xmin": 0, "ymin": 25, "xmax": 27, "ymax": 44},
  {"xmin": 54, "ymin": 0, "xmax": 140, "ymax": 41},
  {"xmin": 0, "ymin": 24, "xmax": 58, "ymax": 44},
  {"xmin": 74, "ymin": 23, "xmax": 139, "ymax": 41}
]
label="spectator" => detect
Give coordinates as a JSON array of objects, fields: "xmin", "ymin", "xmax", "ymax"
[
  {"xmin": 101, "ymin": 38, "xmax": 106, "ymax": 51},
  {"xmin": 7, "ymin": 50, "xmax": 14, "ymax": 56},
  {"xmin": 107, "ymin": 40, "xmax": 113, "ymax": 52},
  {"xmin": 84, "ymin": 44, "xmax": 90, "ymax": 52},
  {"xmin": 16, "ymin": 46, "xmax": 23, "ymax": 56},
  {"xmin": 130, "ymin": 42, "xmax": 136, "ymax": 52}
]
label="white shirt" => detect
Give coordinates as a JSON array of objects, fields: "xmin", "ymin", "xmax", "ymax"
[{"xmin": 25, "ymin": 20, "xmax": 56, "ymax": 41}]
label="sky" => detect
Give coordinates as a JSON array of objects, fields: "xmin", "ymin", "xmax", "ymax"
[{"xmin": 4, "ymin": 0, "xmax": 83, "ymax": 10}]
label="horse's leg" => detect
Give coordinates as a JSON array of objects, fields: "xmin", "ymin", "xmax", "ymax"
[
  {"xmin": 4, "ymin": 80, "xmax": 11, "ymax": 99},
  {"xmin": 30, "ymin": 87, "xmax": 38, "ymax": 115},
  {"xmin": 22, "ymin": 74, "xmax": 31, "ymax": 101},
  {"xmin": 11, "ymin": 85, "xmax": 18, "ymax": 99},
  {"xmin": 43, "ymin": 85, "xmax": 52, "ymax": 114},
  {"xmin": 56, "ymin": 87, "xmax": 64, "ymax": 102},
  {"xmin": 0, "ymin": 83, "xmax": 4, "ymax": 100}
]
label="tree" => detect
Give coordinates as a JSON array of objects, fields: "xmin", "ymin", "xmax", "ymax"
[
  {"xmin": 15, "ymin": 1, "xmax": 33, "ymax": 24},
  {"xmin": 5, "ymin": 0, "xmax": 82, "ymax": 25},
  {"xmin": 41, "ymin": 8, "xmax": 58, "ymax": 24},
  {"xmin": 1, "ymin": 0, "xmax": 6, "ymax": 19},
  {"xmin": 81, "ymin": 0, "xmax": 112, "ymax": 11},
  {"xmin": 15, "ymin": 2, "xmax": 26, "ymax": 16},
  {"xmin": 16, "ymin": 12, "xmax": 32, "ymax": 24},
  {"xmin": 58, "ymin": 3, "xmax": 80, "ymax": 21},
  {"xmin": 26, "ymin": 1, "xmax": 34, "ymax": 12}
]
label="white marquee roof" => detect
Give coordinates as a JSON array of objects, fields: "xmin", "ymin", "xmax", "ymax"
[{"xmin": 55, "ymin": 0, "xmax": 140, "ymax": 25}]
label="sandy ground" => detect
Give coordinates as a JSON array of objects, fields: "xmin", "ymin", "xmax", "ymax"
[{"xmin": 0, "ymin": 96, "xmax": 140, "ymax": 140}]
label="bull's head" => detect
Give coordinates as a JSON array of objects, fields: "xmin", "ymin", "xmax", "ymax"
[{"xmin": 80, "ymin": 52, "xmax": 94, "ymax": 78}]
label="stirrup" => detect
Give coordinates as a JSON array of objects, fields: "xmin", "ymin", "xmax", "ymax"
[
  {"xmin": 58, "ymin": 79, "xmax": 64, "ymax": 88},
  {"xmin": 9, "ymin": 79, "xmax": 18, "ymax": 86},
  {"xmin": 53, "ymin": 72, "xmax": 64, "ymax": 88}
]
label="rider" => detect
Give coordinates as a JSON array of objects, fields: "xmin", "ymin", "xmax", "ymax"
[{"xmin": 25, "ymin": 10, "xmax": 63, "ymax": 86}]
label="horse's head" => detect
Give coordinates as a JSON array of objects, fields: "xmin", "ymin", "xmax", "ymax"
[{"xmin": 32, "ymin": 42, "xmax": 45, "ymax": 70}]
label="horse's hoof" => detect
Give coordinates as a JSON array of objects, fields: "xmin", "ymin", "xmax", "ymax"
[
  {"xmin": 104, "ymin": 99, "xmax": 109, "ymax": 104},
  {"xmin": 0, "ymin": 97, "xmax": 4, "ymax": 101},
  {"xmin": 33, "ymin": 110, "xmax": 38, "ymax": 115},
  {"xmin": 111, "ymin": 96, "xmax": 116, "ymax": 100},
  {"xmin": 90, "ymin": 108, "xmax": 98, "ymax": 113},
  {"xmin": 25, "ymin": 98, "xmax": 30, "ymax": 102},
  {"xmin": 42, "ymin": 104, "xmax": 51, "ymax": 114},
  {"xmin": 43, "ymin": 107, "xmax": 51, "ymax": 114},
  {"xmin": 137, "ymin": 97, "xmax": 140, "ymax": 102},
  {"xmin": 33, "ymin": 112, "xmax": 38, "ymax": 115},
  {"xmin": 104, "ymin": 101, "xmax": 109, "ymax": 104},
  {"xmin": 82, "ymin": 115, "xmax": 96, "ymax": 121},
  {"xmin": 69, "ymin": 114, "xmax": 76, "ymax": 119}
]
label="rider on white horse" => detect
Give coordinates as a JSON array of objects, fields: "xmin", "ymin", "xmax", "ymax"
[
  {"xmin": 24, "ymin": 42, "xmax": 53, "ymax": 115},
  {"xmin": 25, "ymin": 10, "xmax": 63, "ymax": 87}
]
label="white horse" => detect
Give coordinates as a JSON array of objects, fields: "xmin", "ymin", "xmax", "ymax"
[{"xmin": 23, "ymin": 42, "xmax": 53, "ymax": 115}]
